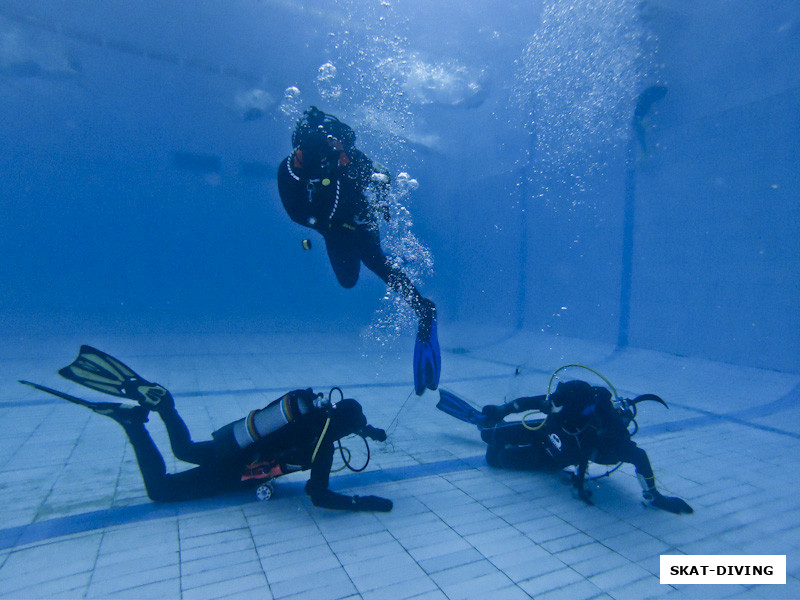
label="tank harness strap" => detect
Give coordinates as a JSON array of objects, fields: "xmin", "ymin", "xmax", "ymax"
[{"xmin": 241, "ymin": 459, "xmax": 284, "ymax": 481}]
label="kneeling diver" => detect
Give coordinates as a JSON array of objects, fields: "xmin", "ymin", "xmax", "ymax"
[
  {"xmin": 21, "ymin": 346, "xmax": 392, "ymax": 512},
  {"xmin": 437, "ymin": 379, "xmax": 693, "ymax": 514}
]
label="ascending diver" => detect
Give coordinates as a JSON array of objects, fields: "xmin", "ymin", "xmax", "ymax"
[
  {"xmin": 437, "ymin": 379, "xmax": 693, "ymax": 514},
  {"xmin": 276, "ymin": 106, "xmax": 440, "ymax": 396},
  {"xmin": 20, "ymin": 346, "xmax": 392, "ymax": 512}
]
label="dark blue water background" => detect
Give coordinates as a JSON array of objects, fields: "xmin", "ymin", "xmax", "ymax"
[{"xmin": 1, "ymin": 0, "xmax": 798, "ymax": 372}]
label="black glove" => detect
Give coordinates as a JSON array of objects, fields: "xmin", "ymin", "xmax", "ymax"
[
  {"xmin": 360, "ymin": 425, "xmax": 387, "ymax": 442},
  {"xmin": 308, "ymin": 489, "xmax": 393, "ymax": 512},
  {"xmin": 647, "ymin": 491, "xmax": 693, "ymax": 514},
  {"xmin": 571, "ymin": 463, "xmax": 593, "ymax": 505}
]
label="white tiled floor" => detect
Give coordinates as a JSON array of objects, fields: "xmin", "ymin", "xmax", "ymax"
[{"xmin": 1, "ymin": 325, "xmax": 799, "ymax": 599}]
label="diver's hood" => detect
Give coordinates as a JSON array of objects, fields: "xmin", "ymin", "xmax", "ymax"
[{"xmin": 293, "ymin": 106, "xmax": 356, "ymax": 150}]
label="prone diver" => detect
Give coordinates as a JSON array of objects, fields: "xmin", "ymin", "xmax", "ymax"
[
  {"xmin": 437, "ymin": 379, "xmax": 693, "ymax": 514},
  {"xmin": 276, "ymin": 106, "xmax": 440, "ymax": 396},
  {"xmin": 20, "ymin": 346, "xmax": 392, "ymax": 512}
]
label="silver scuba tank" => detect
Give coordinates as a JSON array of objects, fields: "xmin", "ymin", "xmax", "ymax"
[{"xmin": 212, "ymin": 388, "xmax": 325, "ymax": 455}]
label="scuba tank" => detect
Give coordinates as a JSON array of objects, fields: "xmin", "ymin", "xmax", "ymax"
[{"xmin": 212, "ymin": 388, "xmax": 328, "ymax": 457}]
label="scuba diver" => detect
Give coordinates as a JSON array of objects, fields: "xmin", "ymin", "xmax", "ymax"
[
  {"xmin": 276, "ymin": 106, "xmax": 440, "ymax": 396},
  {"xmin": 20, "ymin": 346, "xmax": 392, "ymax": 512},
  {"xmin": 437, "ymin": 379, "xmax": 693, "ymax": 514}
]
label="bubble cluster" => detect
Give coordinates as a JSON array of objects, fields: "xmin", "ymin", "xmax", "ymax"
[
  {"xmin": 514, "ymin": 0, "xmax": 658, "ymax": 204},
  {"xmin": 316, "ymin": 61, "xmax": 342, "ymax": 100},
  {"xmin": 321, "ymin": 0, "xmax": 418, "ymax": 161},
  {"xmin": 320, "ymin": 2, "xmax": 435, "ymax": 346},
  {"xmin": 233, "ymin": 88, "xmax": 272, "ymax": 121},
  {"xmin": 387, "ymin": 52, "xmax": 488, "ymax": 109},
  {"xmin": 363, "ymin": 173, "xmax": 434, "ymax": 346},
  {"xmin": 279, "ymin": 85, "xmax": 303, "ymax": 118}
]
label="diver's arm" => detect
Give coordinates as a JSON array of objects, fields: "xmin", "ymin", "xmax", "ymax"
[
  {"xmin": 511, "ymin": 395, "xmax": 550, "ymax": 413},
  {"xmin": 277, "ymin": 156, "xmax": 318, "ymax": 228},
  {"xmin": 573, "ymin": 458, "xmax": 593, "ymax": 505}
]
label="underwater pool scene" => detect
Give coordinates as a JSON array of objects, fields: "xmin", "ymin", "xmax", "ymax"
[{"xmin": 1, "ymin": 1, "xmax": 799, "ymax": 598}]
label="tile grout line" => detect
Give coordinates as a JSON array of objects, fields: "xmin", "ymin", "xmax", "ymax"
[{"xmin": 300, "ymin": 504, "xmax": 364, "ymax": 600}]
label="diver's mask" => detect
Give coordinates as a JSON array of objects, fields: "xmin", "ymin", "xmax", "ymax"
[{"xmin": 295, "ymin": 128, "xmax": 344, "ymax": 183}]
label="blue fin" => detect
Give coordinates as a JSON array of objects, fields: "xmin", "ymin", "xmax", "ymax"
[
  {"xmin": 436, "ymin": 389, "xmax": 487, "ymax": 427},
  {"xmin": 414, "ymin": 317, "xmax": 441, "ymax": 396}
]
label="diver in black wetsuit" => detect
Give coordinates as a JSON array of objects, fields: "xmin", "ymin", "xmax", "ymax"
[
  {"xmin": 477, "ymin": 380, "xmax": 692, "ymax": 514},
  {"xmin": 21, "ymin": 347, "xmax": 392, "ymax": 512},
  {"xmin": 276, "ymin": 107, "xmax": 440, "ymax": 395},
  {"xmin": 118, "ymin": 388, "xmax": 389, "ymax": 510}
]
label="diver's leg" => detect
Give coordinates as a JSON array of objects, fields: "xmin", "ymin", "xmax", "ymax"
[
  {"xmin": 324, "ymin": 230, "xmax": 361, "ymax": 289},
  {"xmin": 155, "ymin": 404, "xmax": 215, "ymax": 466},
  {"xmin": 482, "ymin": 422, "xmax": 557, "ymax": 470},
  {"xmin": 122, "ymin": 422, "xmax": 240, "ymax": 502},
  {"xmin": 357, "ymin": 229, "xmax": 430, "ymax": 317},
  {"xmin": 481, "ymin": 422, "xmax": 537, "ymax": 447},
  {"xmin": 119, "ymin": 422, "xmax": 171, "ymax": 499},
  {"xmin": 486, "ymin": 443, "xmax": 556, "ymax": 471}
]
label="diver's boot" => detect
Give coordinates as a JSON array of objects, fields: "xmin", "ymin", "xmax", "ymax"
[
  {"xmin": 136, "ymin": 385, "xmax": 174, "ymax": 412},
  {"xmin": 481, "ymin": 404, "xmax": 509, "ymax": 426},
  {"xmin": 90, "ymin": 402, "xmax": 150, "ymax": 427},
  {"xmin": 304, "ymin": 482, "xmax": 393, "ymax": 512}
]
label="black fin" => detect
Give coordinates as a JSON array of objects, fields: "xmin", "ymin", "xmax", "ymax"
[
  {"xmin": 19, "ymin": 380, "xmax": 148, "ymax": 425},
  {"xmin": 631, "ymin": 393, "xmax": 669, "ymax": 409}
]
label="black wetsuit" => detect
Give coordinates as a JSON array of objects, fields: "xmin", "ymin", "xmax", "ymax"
[
  {"xmin": 481, "ymin": 381, "xmax": 657, "ymax": 490},
  {"xmin": 119, "ymin": 395, "xmax": 367, "ymax": 503},
  {"xmin": 277, "ymin": 147, "xmax": 428, "ymax": 318}
]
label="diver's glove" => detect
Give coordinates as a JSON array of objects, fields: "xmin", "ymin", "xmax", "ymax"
[
  {"xmin": 359, "ymin": 425, "xmax": 387, "ymax": 442},
  {"xmin": 307, "ymin": 487, "xmax": 393, "ymax": 512},
  {"xmin": 645, "ymin": 491, "xmax": 694, "ymax": 514},
  {"xmin": 577, "ymin": 487, "xmax": 594, "ymax": 506}
]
